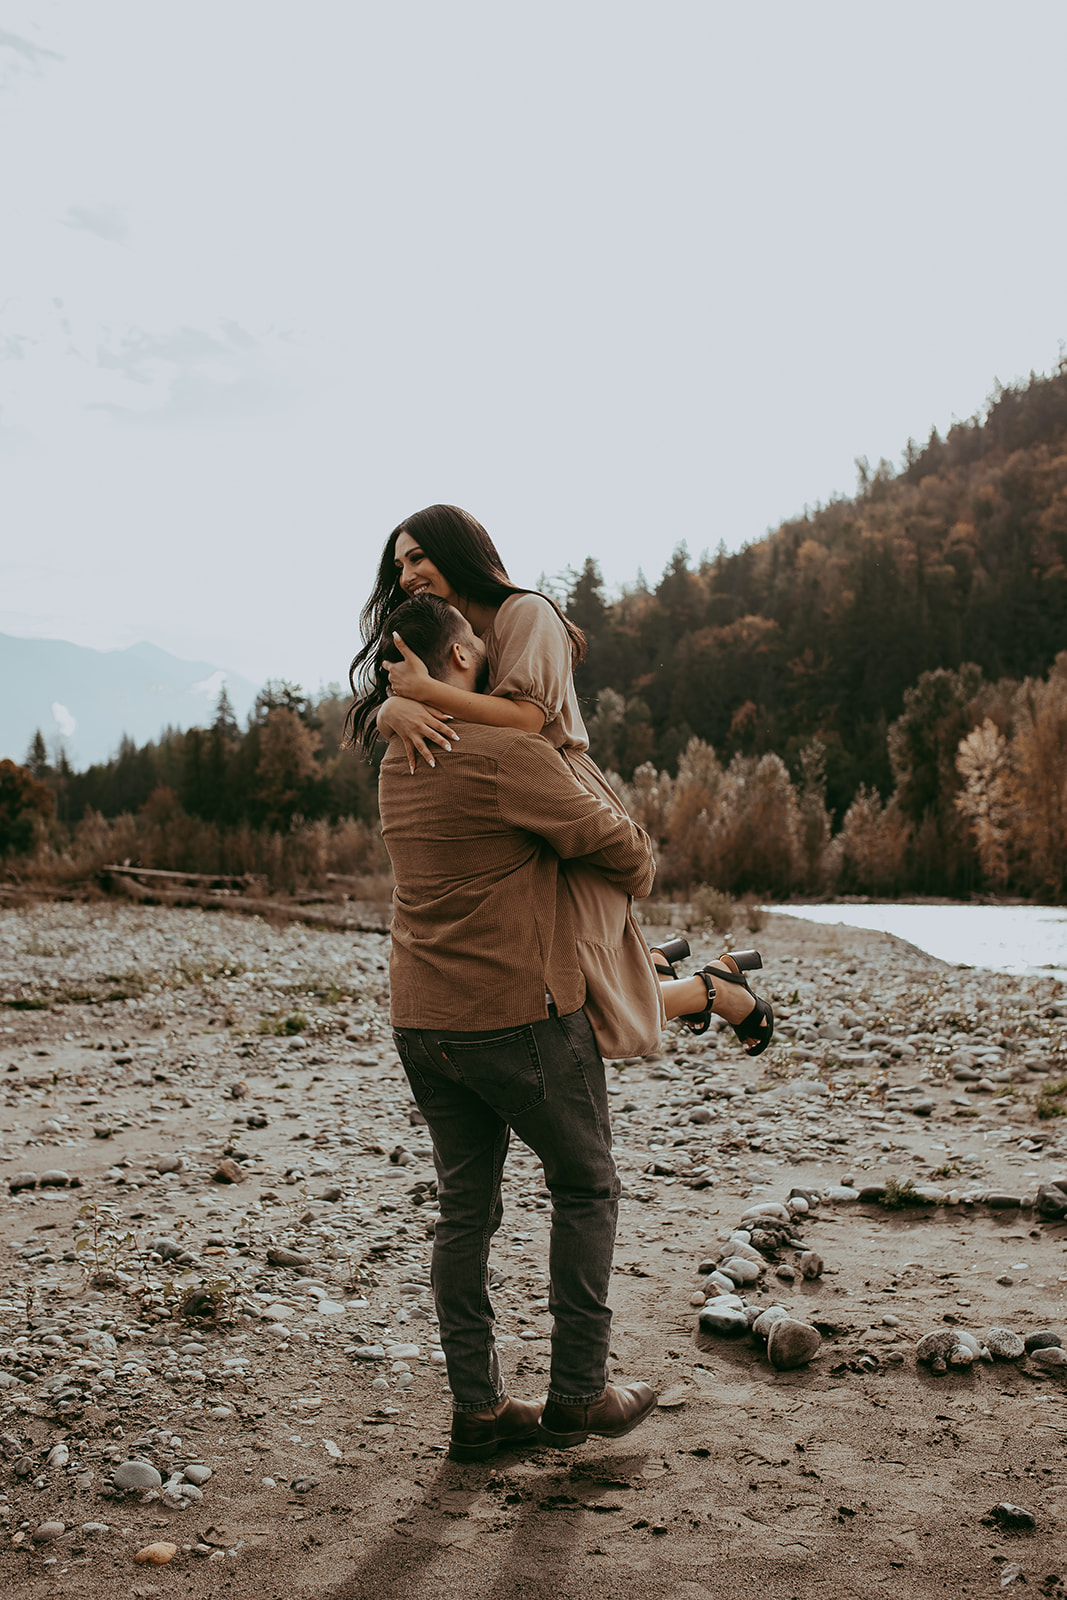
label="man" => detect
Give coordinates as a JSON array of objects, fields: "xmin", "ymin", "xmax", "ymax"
[{"xmin": 376, "ymin": 591, "xmax": 658, "ymax": 1462}]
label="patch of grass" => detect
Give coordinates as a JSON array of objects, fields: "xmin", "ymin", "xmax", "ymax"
[
  {"xmin": 693, "ymin": 885, "xmax": 733, "ymax": 931},
  {"xmin": 879, "ymin": 1177, "xmax": 922, "ymax": 1210},
  {"xmin": 1036, "ymin": 1077, "xmax": 1067, "ymax": 1120},
  {"xmin": 931, "ymin": 1161, "xmax": 961, "ymax": 1179},
  {"xmin": 3, "ymin": 996, "xmax": 50, "ymax": 1011},
  {"xmin": 259, "ymin": 1010, "xmax": 310, "ymax": 1036},
  {"xmin": 741, "ymin": 896, "xmax": 766, "ymax": 933}
]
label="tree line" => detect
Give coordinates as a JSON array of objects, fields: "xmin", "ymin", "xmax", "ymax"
[{"xmin": 2, "ymin": 363, "xmax": 1066, "ymax": 900}]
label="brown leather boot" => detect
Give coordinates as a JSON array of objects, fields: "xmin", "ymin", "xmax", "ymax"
[
  {"xmin": 449, "ymin": 1395, "xmax": 543, "ymax": 1462},
  {"xmin": 537, "ymin": 1381, "xmax": 657, "ymax": 1448}
]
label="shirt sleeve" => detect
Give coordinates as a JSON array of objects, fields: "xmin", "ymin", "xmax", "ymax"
[
  {"xmin": 494, "ymin": 736, "xmax": 656, "ymax": 899},
  {"xmin": 489, "ymin": 594, "xmax": 573, "ymax": 721}
]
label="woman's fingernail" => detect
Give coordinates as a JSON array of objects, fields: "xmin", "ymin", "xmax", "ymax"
[{"xmin": 428, "ymin": 758, "xmax": 435, "ymax": 768}]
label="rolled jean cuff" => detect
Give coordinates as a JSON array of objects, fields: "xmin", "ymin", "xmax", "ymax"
[
  {"xmin": 452, "ymin": 1389, "xmax": 506, "ymax": 1414},
  {"xmin": 546, "ymin": 1386, "xmax": 608, "ymax": 1406}
]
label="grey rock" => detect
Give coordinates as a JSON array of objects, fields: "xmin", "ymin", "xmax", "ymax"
[
  {"xmin": 698, "ymin": 1304, "xmax": 749, "ymax": 1337},
  {"xmin": 1023, "ymin": 1331, "xmax": 1062, "ymax": 1354},
  {"xmin": 917, "ymin": 1330, "xmax": 969, "ymax": 1373},
  {"xmin": 990, "ymin": 1502, "xmax": 1036, "ymax": 1530},
  {"xmin": 766, "ymin": 1318, "xmax": 822, "ymax": 1370},
  {"xmin": 775, "ymin": 1264, "xmax": 796, "ymax": 1283},
  {"xmin": 114, "ymin": 1459, "xmax": 163, "ymax": 1490},
  {"xmin": 31, "ymin": 1520, "xmax": 64, "ymax": 1544},
  {"xmin": 752, "ymin": 1305, "xmax": 790, "ymax": 1341},
  {"xmin": 80, "ymin": 1522, "xmax": 110, "ymax": 1535},
  {"xmin": 183, "ymin": 1463, "xmax": 212, "ymax": 1485},
  {"xmin": 351, "ymin": 1344, "xmax": 388, "ymax": 1360},
  {"xmin": 1036, "ymin": 1184, "xmax": 1067, "ymax": 1219},
  {"xmin": 38, "ymin": 1169, "xmax": 71, "ymax": 1188},
  {"xmin": 823, "ymin": 1185, "xmax": 859, "ymax": 1203},
  {"xmin": 8, "ymin": 1171, "xmax": 37, "ymax": 1193},
  {"xmin": 985, "ymin": 1193, "xmax": 1022, "ymax": 1210},
  {"xmin": 798, "ymin": 1250, "xmax": 823, "ymax": 1280},
  {"xmin": 1029, "ymin": 1346, "xmax": 1067, "ymax": 1370},
  {"xmin": 721, "ymin": 1256, "xmax": 761, "ymax": 1286},
  {"xmin": 148, "ymin": 1237, "xmax": 182, "ymax": 1261},
  {"xmin": 151, "ymin": 1154, "xmax": 183, "ymax": 1173},
  {"xmin": 985, "ymin": 1327, "xmax": 1025, "ymax": 1361},
  {"xmin": 267, "ymin": 1247, "xmax": 311, "ymax": 1269}
]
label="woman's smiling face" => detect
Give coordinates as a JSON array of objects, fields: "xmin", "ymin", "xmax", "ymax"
[{"xmin": 394, "ymin": 530, "xmax": 462, "ymax": 606}]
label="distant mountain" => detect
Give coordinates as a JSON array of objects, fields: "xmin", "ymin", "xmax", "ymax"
[{"xmin": 0, "ymin": 635, "xmax": 259, "ymax": 770}]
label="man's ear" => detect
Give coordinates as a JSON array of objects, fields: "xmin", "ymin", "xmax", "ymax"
[{"xmin": 450, "ymin": 639, "xmax": 473, "ymax": 672}]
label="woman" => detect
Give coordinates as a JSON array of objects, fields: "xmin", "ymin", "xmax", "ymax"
[{"xmin": 346, "ymin": 504, "xmax": 771, "ymax": 1056}]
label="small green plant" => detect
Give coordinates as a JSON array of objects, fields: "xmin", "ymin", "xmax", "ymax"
[
  {"xmin": 1036, "ymin": 1078, "xmax": 1067, "ymax": 1120},
  {"xmin": 879, "ymin": 1177, "xmax": 922, "ymax": 1210},
  {"xmin": 177, "ymin": 1276, "xmax": 240, "ymax": 1324},
  {"xmin": 931, "ymin": 1161, "xmax": 961, "ymax": 1179},
  {"xmin": 74, "ymin": 1201, "xmax": 139, "ymax": 1286},
  {"xmin": 258, "ymin": 1010, "xmax": 310, "ymax": 1036}
]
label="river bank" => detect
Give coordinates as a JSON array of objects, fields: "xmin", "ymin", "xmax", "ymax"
[{"xmin": 1, "ymin": 902, "xmax": 1066, "ymax": 1599}]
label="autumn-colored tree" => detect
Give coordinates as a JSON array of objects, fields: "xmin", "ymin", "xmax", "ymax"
[
  {"xmin": 255, "ymin": 707, "xmax": 322, "ymax": 827},
  {"xmin": 0, "ymin": 760, "xmax": 54, "ymax": 856}
]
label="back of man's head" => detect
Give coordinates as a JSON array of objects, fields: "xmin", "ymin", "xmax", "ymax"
[{"xmin": 381, "ymin": 593, "xmax": 469, "ymax": 680}]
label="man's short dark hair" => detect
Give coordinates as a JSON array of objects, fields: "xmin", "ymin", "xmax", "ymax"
[{"xmin": 381, "ymin": 593, "xmax": 469, "ymax": 681}]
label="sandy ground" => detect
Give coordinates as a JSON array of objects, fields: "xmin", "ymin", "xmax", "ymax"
[{"xmin": 0, "ymin": 900, "xmax": 1066, "ymax": 1600}]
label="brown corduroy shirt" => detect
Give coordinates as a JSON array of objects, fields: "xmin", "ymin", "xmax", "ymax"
[{"xmin": 380, "ymin": 723, "xmax": 656, "ymax": 1031}]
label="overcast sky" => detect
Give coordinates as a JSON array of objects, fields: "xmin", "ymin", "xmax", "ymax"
[{"xmin": 3, "ymin": 1, "xmax": 1066, "ymax": 694}]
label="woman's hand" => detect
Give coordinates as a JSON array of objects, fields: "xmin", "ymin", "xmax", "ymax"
[
  {"xmin": 384, "ymin": 633, "xmax": 436, "ymax": 702},
  {"xmin": 377, "ymin": 695, "xmax": 457, "ymax": 773}
]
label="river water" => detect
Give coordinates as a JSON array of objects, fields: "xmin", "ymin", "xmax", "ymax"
[{"xmin": 769, "ymin": 903, "xmax": 1067, "ymax": 980}]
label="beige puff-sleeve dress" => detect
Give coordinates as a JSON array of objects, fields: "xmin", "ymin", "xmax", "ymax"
[{"xmin": 485, "ymin": 592, "xmax": 665, "ymax": 1058}]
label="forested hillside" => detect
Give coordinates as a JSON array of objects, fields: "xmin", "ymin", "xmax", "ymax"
[
  {"xmin": 568, "ymin": 362, "xmax": 1067, "ymax": 816},
  {"xmin": 3, "ymin": 365, "xmax": 1066, "ymax": 901}
]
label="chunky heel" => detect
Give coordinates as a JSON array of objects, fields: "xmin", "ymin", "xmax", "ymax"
[
  {"xmin": 730, "ymin": 950, "xmax": 763, "ymax": 972},
  {"xmin": 649, "ymin": 936, "xmax": 690, "ymax": 980}
]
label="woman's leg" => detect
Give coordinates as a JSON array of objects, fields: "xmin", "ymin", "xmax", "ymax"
[{"xmin": 658, "ymin": 965, "xmax": 756, "ymax": 1026}]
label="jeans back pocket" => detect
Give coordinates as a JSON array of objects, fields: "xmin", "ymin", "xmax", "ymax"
[{"xmin": 442, "ymin": 1028, "xmax": 546, "ymax": 1118}]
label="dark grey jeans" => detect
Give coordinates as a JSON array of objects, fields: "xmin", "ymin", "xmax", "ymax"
[{"xmin": 393, "ymin": 1007, "xmax": 620, "ymax": 1411}]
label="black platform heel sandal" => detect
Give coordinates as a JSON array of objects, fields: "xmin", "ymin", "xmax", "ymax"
[
  {"xmin": 649, "ymin": 936, "xmax": 690, "ymax": 981},
  {"xmin": 678, "ymin": 952, "xmax": 774, "ymax": 1055}
]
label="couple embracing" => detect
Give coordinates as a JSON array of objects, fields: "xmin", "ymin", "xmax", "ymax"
[{"xmin": 345, "ymin": 505, "xmax": 772, "ymax": 1461}]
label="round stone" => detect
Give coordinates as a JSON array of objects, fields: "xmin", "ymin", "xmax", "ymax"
[
  {"xmin": 113, "ymin": 1459, "xmax": 163, "ymax": 1490},
  {"xmin": 1030, "ymin": 1346, "xmax": 1067, "ymax": 1370},
  {"xmin": 183, "ymin": 1463, "xmax": 212, "ymax": 1485},
  {"xmin": 698, "ymin": 1304, "xmax": 749, "ymax": 1337},
  {"xmin": 31, "ymin": 1521, "xmax": 64, "ymax": 1544},
  {"xmin": 766, "ymin": 1318, "xmax": 822, "ymax": 1370},
  {"xmin": 721, "ymin": 1256, "xmax": 761, "ymax": 1285},
  {"xmin": 985, "ymin": 1327, "xmax": 1025, "ymax": 1360},
  {"xmin": 1024, "ymin": 1331, "xmax": 1063, "ymax": 1354},
  {"xmin": 8, "ymin": 1171, "xmax": 37, "ymax": 1193},
  {"xmin": 798, "ymin": 1250, "xmax": 823, "ymax": 1280},
  {"xmin": 752, "ymin": 1306, "xmax": 790, "ymax": 1341},
  {"xmin": 38, "ymin": 1170, "xmax": 71, "ymax": 1188}
]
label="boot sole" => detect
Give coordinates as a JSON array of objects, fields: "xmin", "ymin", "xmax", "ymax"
[
  {"xmin": 448, "ymin": 1427, "xmax": 539, "ymax": 1463},
  {"xmin": 536, "ymin": 1403, "xmax": 656, "ymax": 1450}
]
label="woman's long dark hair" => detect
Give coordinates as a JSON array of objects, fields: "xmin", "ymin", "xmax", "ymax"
[{"xmin": 343, "ymin": 504, "xmax": 586, "ymax": 754}]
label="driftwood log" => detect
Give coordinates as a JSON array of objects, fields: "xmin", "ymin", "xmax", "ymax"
[{"xmin": 99, "ymin": 869, "xmax": 390, "ymax": 933}]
